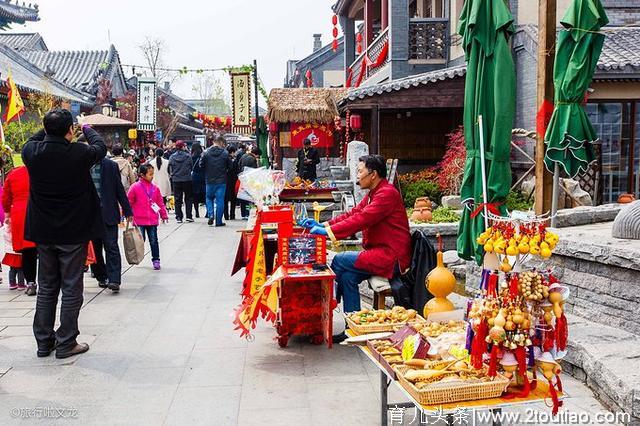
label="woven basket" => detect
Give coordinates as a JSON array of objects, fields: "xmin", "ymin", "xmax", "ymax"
[
  {"xmin": 395, "ymin": 365, "xmax": 510, "ymax": 406},
  {"xmin": 345, "ymin": 314, "xmax": 426, "ymax": 334}
]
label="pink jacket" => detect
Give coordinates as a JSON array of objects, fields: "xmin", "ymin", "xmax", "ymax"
[{"xmin": 127, "ymin": 179, "xmax": 168, "ymax": 226}]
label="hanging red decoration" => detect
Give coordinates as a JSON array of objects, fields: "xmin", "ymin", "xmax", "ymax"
[
  {"xmin": 331, "ymin": 14, "xmax": 339, "ymax": 52},
  {"xmin": 345, "ymin": 110, "xmax": 351, "ymax": 144},
  {"xmin": 349, "ymin": 113, "xmax": 362, "ymax": 131},
  {"xmin": 356, "ymin": 32, "xmax": 363, "ymax": 55},
  {"xmin": 305, "ymin": 69, "xmax": 313, "ymax": 88},
  {"xmin": 268, "ymin": 121, "xmax": 278, "ymax": 133}
]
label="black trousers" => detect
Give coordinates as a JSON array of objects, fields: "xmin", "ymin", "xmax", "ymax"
[
  {"xmin": 33, "ymin": 243, "xmax": 87, "ymax": 351},
  {"xmin": 173, "ymin": 181, "xmax": 193, "ymax": 220},
  {"xmin": 19, "ymin": 247, "xmax": 38, "ymax": 283},
  {"xmin": 90, "ymin": 224, "xmax": 121, "ymax": 285},
  {"xmin": 224, "ymin": 179, "xmax": 238, "ymax": 220}
]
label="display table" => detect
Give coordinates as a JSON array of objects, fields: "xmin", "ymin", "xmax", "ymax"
[
  {"xmin": 280, "ymin": 187, "xmax": 336, "ymax": 202},
  {"xmin": 276, "ymin": 265, "xmax": 336, "ymax": 348},
  {"xmin": 348, "ymin": 330, "xmax": 564, "ymax": 425}
]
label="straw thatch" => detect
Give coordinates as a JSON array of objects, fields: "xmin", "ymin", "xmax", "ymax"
[
  {"xmin": 77, "ymin": 114, "xmax": 134, "ymax": 127},
  {"xmin": 268, "ymin": 88, "xmax": 348, "ymax": 124}
]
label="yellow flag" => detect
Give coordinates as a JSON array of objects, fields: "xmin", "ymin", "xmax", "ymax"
[
  {"xmin": 4, "ymin": 72, "xmax": 25, "ymax": 124},
  {"xmin": 249, "ymin": 228, "xmax": 266, "ymax": 296}
]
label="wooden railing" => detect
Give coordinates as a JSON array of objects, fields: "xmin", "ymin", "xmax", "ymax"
[
  {"xmin": 348, "ymin": 28, "xmax": 389, "ymax": 87},
  {"xmin": 409, "ymin": 18, "xmax": 449, "ymax": 63}
]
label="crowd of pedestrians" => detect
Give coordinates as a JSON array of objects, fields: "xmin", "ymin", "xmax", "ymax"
[{"xmin": 1, "ymin": 107, "xmax": 262, "ymax": 359}]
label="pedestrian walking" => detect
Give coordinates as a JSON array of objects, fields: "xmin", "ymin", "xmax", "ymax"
[
  {"xmin": 191, "ymin": 142, "xmax": 205, "ymax": 219},
  {"xmin": 168, "ymin": 141, "xmax": 193, "ymax": 223},
  {"xmin": 22, "ymin": 109, "xmax": 107, "ymax": 359},
  {"xmin": 238, "ymin": 146, "xmax": 262, "ymax": 219},
  {"xmin": 149, "ymin": 148, "xmax": 172, "ymax": 201},
  {"xmin": 2, "ymin": 166, "xmax": 38, "ymax": 296},
  {"xmin": 88, "ymin": 150, "xmax": 133, "ymax": 293},
  {"xmin": 111, "ymin": 144, "xmax": 137, "ymax": 192},
  {"xmin": 224, "ymin": 145, "xmax": 238, "ymax": 221},
  {"xmin": 200, "ymin": 136, "xmax": 232, "ymax": 227},
  {"xmin": 127, "ymin": 164, "xmax": 169, "ymax": 270}
]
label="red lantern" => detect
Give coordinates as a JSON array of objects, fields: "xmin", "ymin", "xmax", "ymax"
[
  {"xmin": 356, "ymin": 32, "xmax": 363, "ymax": 55},
  {"xmin": 332, "ymin": 40, "xmax": 339, "ymax": 51},
  {"xmin": 332, "ymin": 14, "xmax": 338, "ymax": 26},
  {"xmin": 226, "ymin": 116, "xmax": 232, "ymax": 127},
  {"xmin": 268, "ymin": 121, "xmax": 278, "ymax": 133},
  {"xmin": 349, "ymin": 113, "xmax": 362, "ymax": 131},
  {"xmin": 331, "ymin": 14, "xmax": 339, "ymax": 52},
  {"xmin": 305, "ymin": 69, "xmax": 313, "ymax": 88},
  {"xmin": 333, "ymin": 28, "xmax": 339, "ymax": 38}
]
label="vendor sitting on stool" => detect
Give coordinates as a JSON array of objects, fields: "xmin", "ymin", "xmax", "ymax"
[{"xmin": 302, "ymin": 155, "xmax": 411, "ymax": 338}]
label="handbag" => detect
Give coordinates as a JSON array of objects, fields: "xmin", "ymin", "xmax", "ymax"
[{"xmin": 123, "ymin": 221, "xmax": 145, "ymax": 265}]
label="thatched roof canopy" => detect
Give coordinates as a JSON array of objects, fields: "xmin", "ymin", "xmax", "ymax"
[
  {"xmin": 268, "ymin": 88, "xmax": 347, "ymax": 124},
  {"xmin": 78, "ymin": 114, "xmax": 134, "ymax": 127}
]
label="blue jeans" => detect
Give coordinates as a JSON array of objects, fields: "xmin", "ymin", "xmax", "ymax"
[
  {"xmin": 138, "ymin": 226, "xmax": 160, "ymax": 261},
  {"xmin": 331, "ymin": 251, "xmax": 371, "ymax": 313},
  {"xmin": 206, "ymin": 183, "xmax": 226, "ymax": 225}
]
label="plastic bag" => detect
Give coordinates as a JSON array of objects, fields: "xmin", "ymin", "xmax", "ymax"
[{"xmin": 237, "ymin": 167, "xmax": 286, "ymax": 209}]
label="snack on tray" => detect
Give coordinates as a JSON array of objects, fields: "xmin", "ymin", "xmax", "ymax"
[
  {"xmin": 349, "ymin": 306, "xmax": 418, "ymax": 325},
  {"xmin": 401, "ymin": 362, "xmax": 493, "ymax": 388},
  {"xmin": 414, "ymin": 320, "xmax": 466, "ymax": 337}
]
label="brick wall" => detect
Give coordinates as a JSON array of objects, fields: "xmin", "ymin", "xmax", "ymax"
[{"xmin": 602, "ymin": 0, "xmax": 640, "ymax": 25}]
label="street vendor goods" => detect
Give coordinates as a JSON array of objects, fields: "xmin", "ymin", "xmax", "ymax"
[
  {"xmin": 284, "ymin": 177, "xmax": 335, "ymax": 190},
  {"xmin": 414, "ymin": 320, "xmax": 466, "ymax": 337},
  {"xmin": 346, "ymin": 307, "xmax": 425, "ymax": 334}
]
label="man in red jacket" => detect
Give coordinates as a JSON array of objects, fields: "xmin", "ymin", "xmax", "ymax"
[{"xmin": 304, "ymin": 155, "xmax": 411, "ymax": 314}]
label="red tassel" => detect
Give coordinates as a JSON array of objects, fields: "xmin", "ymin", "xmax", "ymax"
[
  {"xmin": 556, "ymin": 374, "xmax": 563, "ymax": 393},
  {"xmin": 471, "ymin": 321, "xmax": 488, "ymax": 369},
  {"xmin": 509, "ymin": 275, "xmax": 519, "ymax": 300},
  {"xmin": 548, "ymin": 378, "xmax": 563, "ymax": 416},
  {"xmin": 543, "ymin": 326, "xmax": 556, "ymax": 352},
  {"xmin": 515, "ymin": 346, "xmax": 531, "ymax": 397},
  {"xmin": 488, "ymin": 345, "xmax": 500, "ymax": 378},
  {"xmin": 487, "ymin": 273, "xmax": 499, "ymax": 298},
  {"xmin": 556, "ymin": 313, "xmax": 568, "ymax": 351}
]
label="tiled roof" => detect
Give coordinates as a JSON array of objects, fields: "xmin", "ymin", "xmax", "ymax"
[
  {"xmin": 0, "ymin": 2, "xmax": 39, "ymax": 29},
  {"xmin": 518, "ymin": 25, "xmax": 640, "ymax": 77},
  {"xmin": 340, "ymin": 64, "xmax": 467, "ymax": 102},
  {"xmin": 0, "ymin": 44, "xmax": 90, "ymax": 104},
  {"xmin": 22, "ymin": 45, "xmax": 121, "ymax": 94},
  {"xmin": 0, "ymin": 32, "xmax": 47, "ymax": 51}
]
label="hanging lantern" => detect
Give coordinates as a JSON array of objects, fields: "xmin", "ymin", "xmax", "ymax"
[
  {"xmin": 356, "ymin": 32, "xmax": 363, "ymax": 55},
  {"xmin": 305, "ymin": 69, "xmax": 313, "ymax": 88},
  {"xmin": 268, "ymin": 121, "xmax": 278, "ymax": 133},
  {"xmin": 331, "ymin": 14, "xmax": 339, "ymax": 52},
  {"xmin": 349, "ymin": 113, "xmax": 362, "ymax": 131}
]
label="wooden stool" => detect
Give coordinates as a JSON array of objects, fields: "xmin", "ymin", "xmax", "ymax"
[{"xmin": 368, "ymin": 276, "xmax": 392, "ymax": 310}]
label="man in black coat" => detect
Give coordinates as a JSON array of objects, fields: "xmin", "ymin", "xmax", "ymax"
[
  {"xmin": 169, "ymin": 141, "xmax": 194, "ymax": 223},
  {"xmin": 89, "ymin": 154, "xmax": 133, "ymax": 294},
  {"xmin": 296, "ymin": 138, "xmax": 320, "ymax": 181},
  {"xmin": 199, "ymin": 136, "xmax": 232, "ymax": 227},
  {"xmin": 22, "ymin": 109, "xmax": 106, "ymax": 359}
]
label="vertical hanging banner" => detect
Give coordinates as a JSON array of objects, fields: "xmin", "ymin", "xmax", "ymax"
[
  {"xmin": 137, "ymin": 77, "xmax": 157, "ymax": 131},
  {"xmin": 231, "ymin": 72, "xmax": 251, "ymax": 128}
]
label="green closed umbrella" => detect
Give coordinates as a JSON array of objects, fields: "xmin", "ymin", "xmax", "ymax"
[
  {"xmin": 544, "ymin": 0, "xmax": 608, "ymax": 179},
  {"xmin": 256, "ymin": 116, "xmax": 270, "ymax": 167},
  {"xmin": 456, "ymin": 0, "xmax": 516, "ymax": 265}
]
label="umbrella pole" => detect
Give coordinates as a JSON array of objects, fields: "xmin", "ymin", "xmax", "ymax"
[
  {"xmin": 478, "ymin": 115, "xmax": 490, "ymax": 229},
  {"xmin": 550, "ymin": 163, "xmax": 560, "ymax": 227}
]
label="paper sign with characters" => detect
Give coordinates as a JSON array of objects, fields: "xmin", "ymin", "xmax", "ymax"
[{"xmin": 290, "ymin": 123, "xmax": 334, "ymax": 148}]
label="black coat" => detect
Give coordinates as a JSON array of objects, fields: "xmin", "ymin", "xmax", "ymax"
[
  {"xmin": 199, "ymin": 146, "xmax": 232, "ymax": 185},
  {"xmin": 297, "ymin": 147, "xmax": 320, "ymax": 181},
  {"xmin": 169, "ymin": 150, "xmax": 193, "ymax": 183},
  {"xmin": 96, "ymin": 158, "xmax": 133, "ymax": 226},
  {"xmin": 238, "ymin": 153, "xmax": 258, "ymax": 173},
  {"xmin": 22, "ymin": 127, "xmax": 107, "ymax": 244},
  {"xmin": 397, "ymin": 229, "xmax": 437, "ymax": 311}
]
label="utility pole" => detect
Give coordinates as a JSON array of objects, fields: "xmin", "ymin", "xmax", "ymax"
[
  {"xmin": 535, "ymin": 0, "xmax": 556, "ymax": 215},
  {"xmin": 253, "ymin": 59, "xmax": 260, "ymax": 136}
]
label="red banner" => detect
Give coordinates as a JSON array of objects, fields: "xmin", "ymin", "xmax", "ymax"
[{"xmin": 290, "ymin": 123, "xmax": 334, "ymax": 148}]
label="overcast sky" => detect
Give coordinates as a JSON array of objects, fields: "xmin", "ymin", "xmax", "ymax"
[{"xmin": 17, "ymin": 0, "xmax": 337, "ymax": 106}]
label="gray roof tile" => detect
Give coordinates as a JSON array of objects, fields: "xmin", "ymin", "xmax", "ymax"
[{"xmin": 0, "ymin": 32, "xmax": 47, "ymax": 51}]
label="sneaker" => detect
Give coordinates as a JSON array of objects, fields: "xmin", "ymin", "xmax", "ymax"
[
  {"xmin": 208, "ymin": 218, "xmax": 214, "ymax": 226},
  {"xmin": 98, "ymin": 281, "xmax": 108, "ymax": 289},
  {"xmin": 215, "ymin": 223, "xmax": 226, "ymax": 227},
  {"xmin": 25, "ymin": 283, "xmax": 37, "ymax": 296},
  {"xmin": 107, "ymin": 283, "xmax": 120, "ymax": 293},
  {"xmin": 8, "ymin": 282, "xmax": 18, "ymax": 290},
  {"xmin": 186, "ymin": 218, "xmax": 194, "ymax": 223},
  {"xmin": 241, "ymin": 216, "xmax": 249, "ymax": 221},
  {"xmin": 177, "ymin": 218, "xmax": 183, "ymax": 224},
  {"xmin": 17, "ymin": 283, "xmax": 26, "ymax": 290},
  {"xmin": 152, "ymin": 260, "xmax": 161, "ymax": 270}
]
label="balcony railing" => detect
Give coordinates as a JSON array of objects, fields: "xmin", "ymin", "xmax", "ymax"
[
  {"xmin": 409, "ymin": 18, "xmax": 448, "ymax": 63},
  {"xmin": 348, "ymin": 28, "xmax": 389, "ymax": 87}
]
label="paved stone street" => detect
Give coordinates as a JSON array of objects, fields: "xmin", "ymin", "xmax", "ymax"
[{"xmin": 0, "ymin": 219, "xmax": 616, "ymax": 425}]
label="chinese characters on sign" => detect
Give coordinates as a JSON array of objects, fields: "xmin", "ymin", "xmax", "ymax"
[
  {"xmin": 231, "ymin": 73, "xmax": 251, "ymax": 127},
  {"xmin": 136, "ymin": 78, "xmax": 157, "ymax": 131}
]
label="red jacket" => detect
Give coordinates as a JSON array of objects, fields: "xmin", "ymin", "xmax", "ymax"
[
  {"xmin": 327, "ymin": 179, "xmax": 411, "ymax": 278},
  {"xmin": 2, "ymin": 166, "xmax": 35, "ymax": 251}
]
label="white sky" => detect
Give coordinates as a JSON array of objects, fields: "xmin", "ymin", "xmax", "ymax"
[{"xmin": 16, "ymin": 0, "xmax": 337, "ymax": 106}]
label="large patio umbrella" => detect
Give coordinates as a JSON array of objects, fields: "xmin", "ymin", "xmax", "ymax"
[
  {"xmin": 544, "ymin": 0, "xmax": 608, "ymax": 181},
  {"xmin": 456, "ymin": 0, "xmax": 516, "ymax": 264}
]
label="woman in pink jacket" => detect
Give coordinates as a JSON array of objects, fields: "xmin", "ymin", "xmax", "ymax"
[{"xmin": 127, "ymin": 163, "xmax": 169, "ymax": 270}]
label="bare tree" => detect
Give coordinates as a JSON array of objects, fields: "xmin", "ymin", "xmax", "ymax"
[
  {"xmin": 138, "ymin": 36, "xmax": 180, "ymax": 86},
  {"xmin": 191, "ymin": 74, "xmax": 231, "ymax": 115}
]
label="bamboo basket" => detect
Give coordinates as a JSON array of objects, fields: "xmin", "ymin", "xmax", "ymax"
[
  {"xmin": 345, "ymin": 313, "xmax": 427, "ymax": 334},
  {"xmin": 395, "ymin": 365, "xmax": 510, "ymax": 406}
]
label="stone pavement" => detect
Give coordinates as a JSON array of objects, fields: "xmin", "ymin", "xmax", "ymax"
[{"xmin": 0, "ymin": 219, "xmax": 619, "ymax": 425}]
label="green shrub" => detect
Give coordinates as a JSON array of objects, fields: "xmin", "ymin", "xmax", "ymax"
[
  {"xmin": 431, "ymin": 206, "xmax": 461, "ymax": 223},
  {"xmin": 506, "ymin": 190, "xmax": 534, "ymax": 212},
  {"xmin": 402, "ymin": 180, "xmax": 443, "ymax": 208}
]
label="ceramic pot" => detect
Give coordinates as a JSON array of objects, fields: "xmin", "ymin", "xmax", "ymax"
[
  {"xmin": 618, "ymin": 193, "xmax": 636, "ymax": 204},
  {"xmin": 414, "ymin": 197, "xmax": 432, "ymax": 210},
  {"xmin": 411, "ymin": 207, "xmax": 432, "ymax": 222}
]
